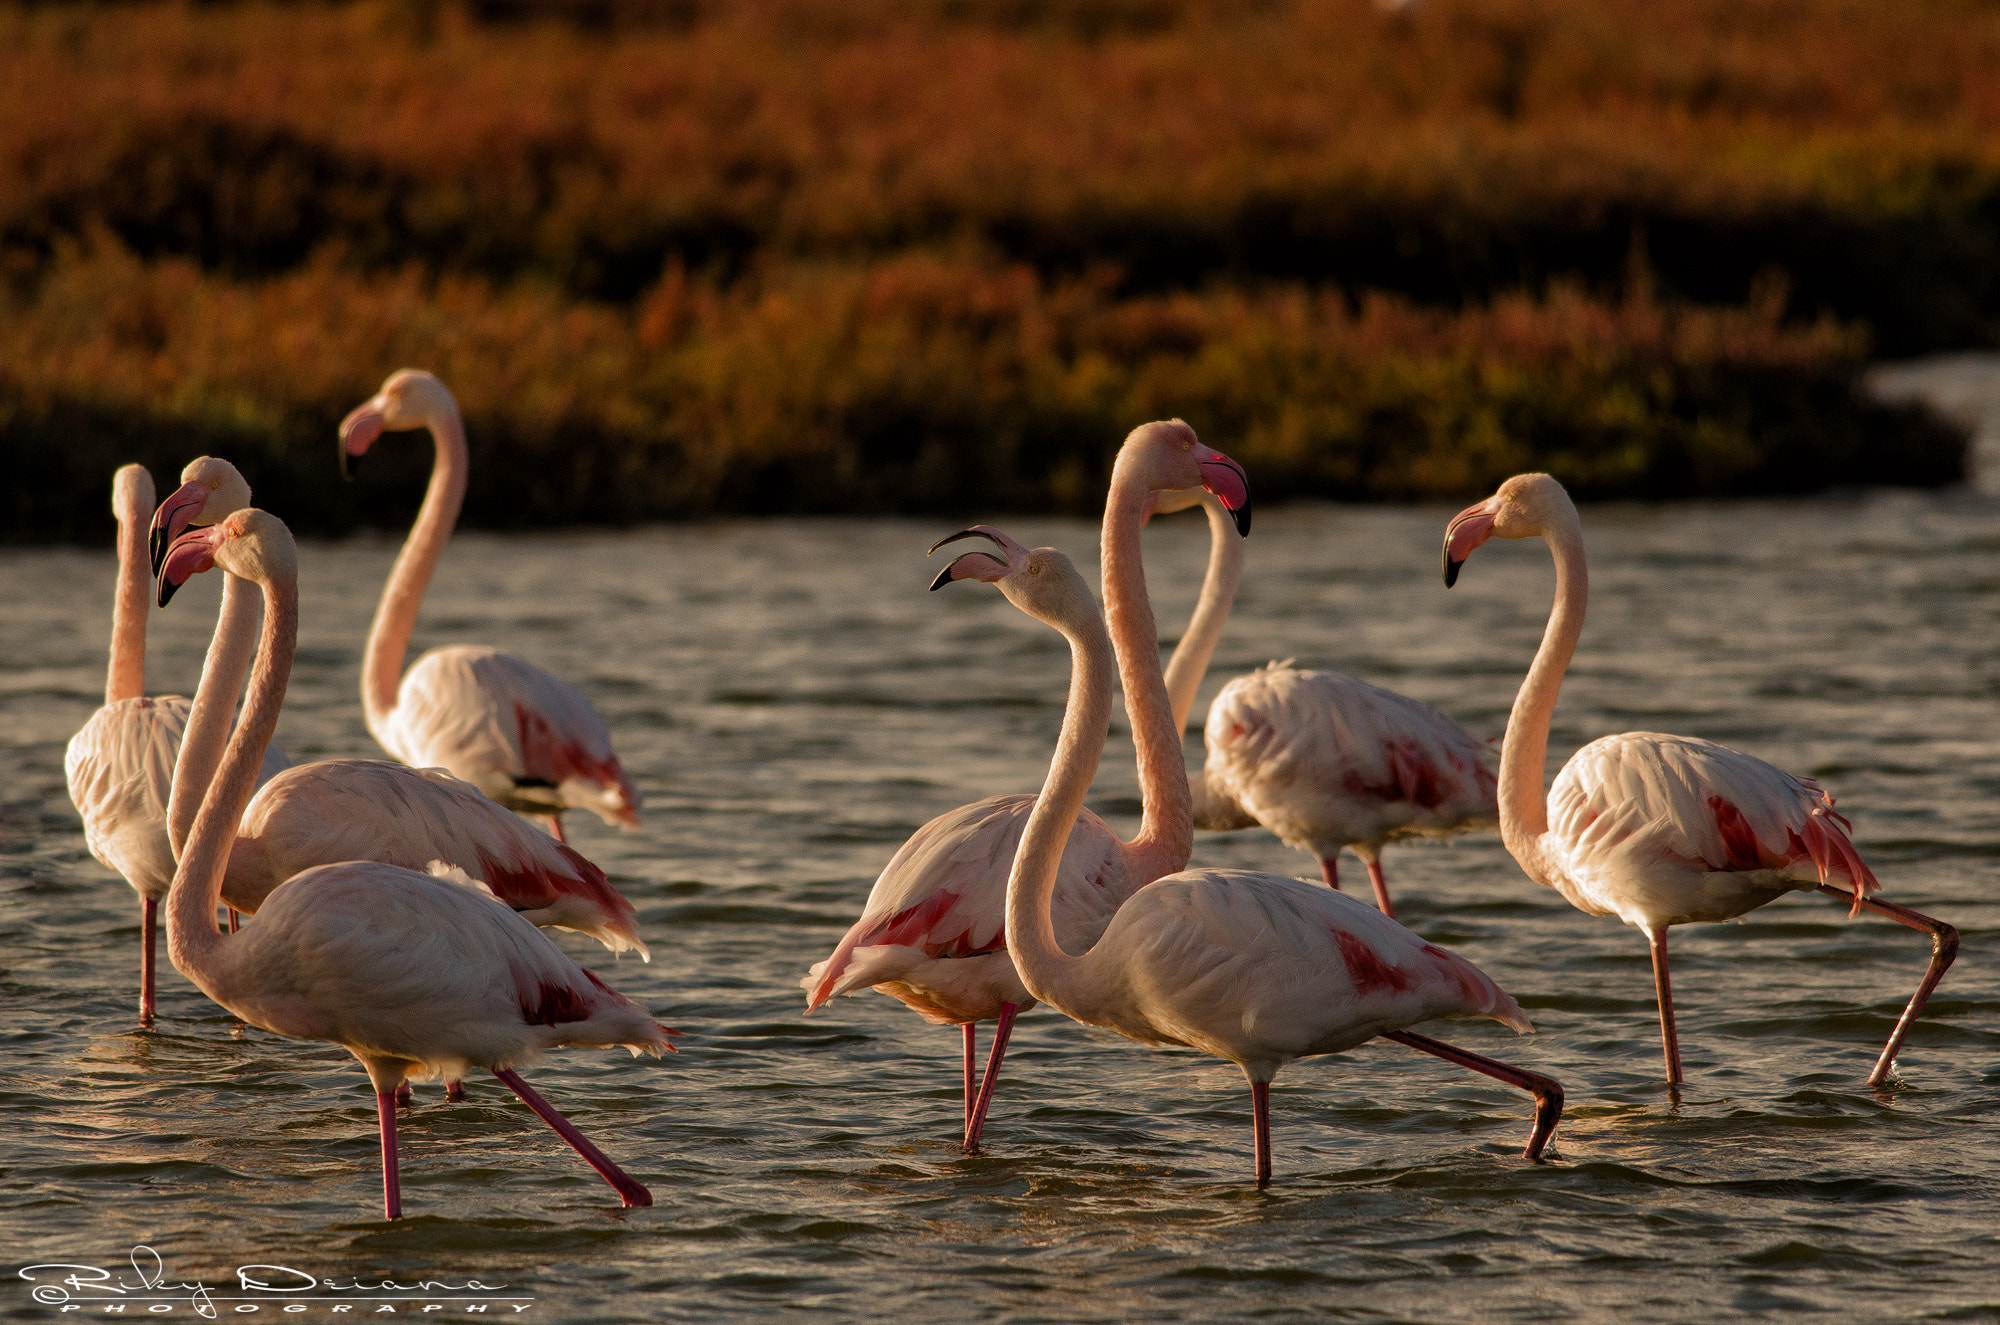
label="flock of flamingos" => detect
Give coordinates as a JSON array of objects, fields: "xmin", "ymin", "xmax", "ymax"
[{"xmin": 64, "ymin": 368, "xmax": 1962, "ymax": 1221}]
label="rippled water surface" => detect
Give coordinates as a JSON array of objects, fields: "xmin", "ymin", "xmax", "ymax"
[{"xmin": 4, "ymin": 493, "xmax": 1998, "ymax": 1322}]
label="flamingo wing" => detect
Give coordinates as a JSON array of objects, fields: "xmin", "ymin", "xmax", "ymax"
[
  {"xmin": 234, "ymin": 861, "xmax": 671, "ymax": 1079},
  {"xmin": 805, "ymin": 793, "xmax": 1127, "ymax": 1009},
  {"xmin": 1095, "ymin": 868, "xmax": 1529, "ymax": 1068},
  {"xmin": 67, "ymin": 695, "xmax": 290, "ymax": 898},
  {"xmin": 379, "ymin": 645, "xmax": 639, "ymax": 829},
  {"xmin": 1202, "ymin": 665, "xmax": 1497, "ymax": 853},
  {"xmin": 1548, "ymin": 732, "xmax": 1877, "ymax": 924},
  {"xmin": 234, "ymin": 759, "xmax": 647, "ymax": 957}
]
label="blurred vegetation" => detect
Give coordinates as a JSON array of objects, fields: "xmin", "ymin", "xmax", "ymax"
[{"xmin": 0, "ymin": 0, "xmax": 1982, "ymax": 538}]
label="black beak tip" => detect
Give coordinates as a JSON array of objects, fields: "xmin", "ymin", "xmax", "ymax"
[
  {"xmin": 928, "ymin": 566, "xmax": 956, "ymax": 592},
  {"xmin": 149, "ymin": 526, "xmax": 169, "ymax": 578},
  {"xmin": 1232, "ymin": 500, "xmax": 1252, "ymax": 538},
  {"xmin": 157, "ymin": 576, "xmax": 182, "ymax": 609},
  {"xmin": 1443, "ymin": 554, "xmax": 1463, "ymax": 588},
  {"xmin": 338, "ymin": 448, "xmax": 357, "ymax": 482}
]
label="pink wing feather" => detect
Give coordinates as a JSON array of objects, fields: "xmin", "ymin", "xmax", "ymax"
[
  {"xmin": 805, "ymin": 793, "xmax": 1127, "ymax": 1011},
  {"xmin": 1550, "ymin": 732, "xmax": 1877, "ymax": 915},
  {"xmin": 233, "ymin": 759, "xmax": 647, "ymax": 957},
  {"xmin": 380, "ymin": 644, "xmax": 639, "ymax": 829}
]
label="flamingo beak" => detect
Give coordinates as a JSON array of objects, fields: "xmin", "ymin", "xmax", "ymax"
[
  {"xmin": 149, "ymin": 481, "xmax": 210, "ymax": 577},
  {"xmin": 927, "ymin": 526, "xmax": 1023, "ymax": 589},
  {"xmin": 1194, "ymin": 449, "xmax": 1252, "ymax": 536},
  {"xmin": 1443, "ymin": 502, "xmax": 1499, "ymax": 587},
  {"xmin": 338, "ymin": 400, "xmax": 386, "ymax": 481},
  {"xmin": 158, "ymin": 525, "xmax": 226, "ymax": 608}
]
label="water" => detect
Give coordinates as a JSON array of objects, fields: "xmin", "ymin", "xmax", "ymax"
[{"xmin": 3, "ymin": 493, "xmax": 1997, "ymax": 1322}]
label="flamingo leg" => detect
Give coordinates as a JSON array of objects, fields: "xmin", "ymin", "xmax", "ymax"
[
  {"xmin": 962, "ymin": 1023, "xmax": 976, "ymax": 1136},
  {"xmin": 1645, "ymin": 925, "xmax": 1683, "ymax": 1084},
  {"xmin": 547, "ymin": 815, "xmax": 567, "ymax": 844},
  {"xmin": 963, "ymin": 1002, "xmax": 1019, "ymax": 1153},
  {"xmin": 139, "ymin": 898, "xmax": 157, "ymax": 1023},
  {"xmin": 1362, "ymin": 856, "xmax": 1396, "ymax": 919},
  {"xmin": 1249, "ymin": 1078, "xmax": 1272, "ymax": 1188},
  {"xmin": 446, "ymin": 1079, "xmax": 466, "ymax": 1103},
  {"xmin": 1383, "ymin": 1030, "xmax": 1565, "ymax": 1161},
  {"xmin": 394, "ymin": 1081, "xmax": 413, "ymax": 1109},
  {"xmin": 375, "ymin": 1089, "xmax": 403, "ymax": 1221},
  {"xmin": 1318, "ymin": 857, "xmax": 1340, "ymax": 890},
  {"xmin": 227, "ymin": 907, "xmax": 240, "ymax": 934},
  {"xmin": 1817, "ymin": 884, "xmax": 1960, "ymax": 1087},
  {"xmin": 491, "ymin": 1067, "xmax": 651, "ymax": 1208}
]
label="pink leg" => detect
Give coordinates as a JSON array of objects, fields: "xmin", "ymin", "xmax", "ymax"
[
  {"xmin": 446, "ymin": 1079, "xmax": 466, "ymax": 1102},
  {"xmin": 1319, "ymin": 857, "xmax": 1341, "ymax": 890},
  {"xmin": 139, "ymin": 898, "xmax": 157, "ymax": 1023},
  {"xmin": 548, "ymin": 816, "xmax": 567, "ymax": 844},
  {"xmin": 1817, "ymin": 884, "xmax": 1960, "ymax": 1087},
  {"xmin": 962, "ymin": 1023, "xmax": 976, "ymax": 1136},
  {"xmin": 492, "ymin": 1067, "xmax": 650, "ymax": 1207},
  {"xmin": 963, "ymin": 1002, "xmax": 1019, "ymax": 1153},
  {"xmin": 1249, "ymin": 1078, "xmax": 1272, "ymax": 1188},
  {"xmin": 1363, "ymin": 856, "xmax": 1396, "ymax": 920},
  {"xmin": 375, "ymin": 1090, "xmax": 403, "ymax": 1220},
  {"xmin": 394, "ymin": 1081, "xmax": 413, "ymax": 1108},
  {"xmin": 1383, "ymin": 1029, "xmax": 1565, "ymax": 1161},
  {"xmin": 227, "ymin": 907, "xmax": 240, "ymax": 934},
  {"xmin": 1646, "ymin": 926, "xmax": 1683, "ymax": 1085}
]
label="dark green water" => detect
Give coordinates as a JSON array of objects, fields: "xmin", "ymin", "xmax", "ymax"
[{"xmin": 3, "ymin": 494, "xmax": 1996, "ymax": 1321}]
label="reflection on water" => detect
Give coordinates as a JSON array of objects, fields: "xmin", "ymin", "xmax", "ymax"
[{"xmin": 2, "ymin": 493, "xmax": 1997, "ymax": 1321}]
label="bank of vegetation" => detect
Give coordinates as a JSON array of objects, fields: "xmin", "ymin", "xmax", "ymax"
[{"xmin": 1, "ymin": 0, "xmax": 1983, "ymax": 536}]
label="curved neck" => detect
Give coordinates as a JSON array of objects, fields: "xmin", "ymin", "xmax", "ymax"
[
  {"xmin": 168, "ymin": 568, "xmax": 297, "ymax": 978},
  {"xmin": 167, "ymin": 574, "xmax": 265, "ymax": 857},
  {"xmin": 1161, "ymin": 494, "xmax": 1244, "ymax": 734},
  {"xmin": 106, "ymin": 473, "xmax": 155, "ymax": 704},
  {"xmin": 1004, "ymin": 594, "xmax": 1118, "ymax": 1012},
  {"xmin": 1498, "ymin": 514, "xmax": 1588, "ymax": 875},
  {"xmin": 362, "ymin": 410, "xmax": 468, "ymax": 737},
  {"xmin": 1101, "ymin": 461, "xmax": 1195, "ymax": 883}
]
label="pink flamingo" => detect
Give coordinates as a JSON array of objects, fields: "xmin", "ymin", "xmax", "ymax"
[
  {"xmin": 933, "ymin": 526, "xmax": 1562, "ymax": 1185},
  {"xmin": 338, "ymin": 370, "xmax": 638, "ymax": 842},
  {"xmin": 1442, "ymin": 472, "xmax": 1958, "ymax": 1086},
  {"xmin": 1158, "ymin": 492, "xmax": 1497, "ymax": 920},
  {"xmin": 153, "ymin": 457, "xmax": 647, "ymax": 963},
  {"xmin": 803, "ymin": 422, "xmax": 1251, "ymax": 1151},
  {"xmin": 157, "ymin": 508, "xmax": 672, "ymax": 1220},
  {"xmin": 64, "ymin": 465, "xmax": 286, "ymax": 1021}
]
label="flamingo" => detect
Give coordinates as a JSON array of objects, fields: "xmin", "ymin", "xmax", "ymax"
[
  {"xmin": 1158, "ymin": 491, "xmax": 1497, "ymax": 920},
  {"xmin": 152, "ymin": 457, "xmax": 647, "ymax": 964},
  {"xmin": 932, "ymin": 526, "xmax": 1563, "ymax": 1186},
  {"xmin": 155, "ymin": 507, "xmax": 673, "ymax": 1220},
  {"xmin": 1441, "ymin": 472, "xmax": 1959, "ymax": 1086},
  {"xmin": 64, "ymin": 464, "xmax": 287, "ymax": 1020},
  {"xmin": 802, "ymin": 421, "xmax": 1251, "ymax": 1151},
  {"xmin": 338, "ymin": 369, "xmax": 638, "ymax": 842}
]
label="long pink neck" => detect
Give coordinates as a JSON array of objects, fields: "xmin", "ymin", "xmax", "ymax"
[
  {"xmin": 1100, "ymin": 458, "xmax": 1195, "ymax": 884},
  {"xmin": 167, "ymin": 574, "xmax": 266, "ymax": 857},
  {"xmin": 168, "ymin": 567, "xmax": 297, "ymax": 981},
  {"xmin": 1004, "ymin": 587, "xmax": 1117, "ymax": 1013},
  {"xmin": 361, "ymin": 410, "xmax": 468, "ymax": 741},
  {"xmin": 106, "ymin": 467, "xmax": 155, "ymax": 704},
  {"xmin": 1498, "ymin": 512, "xmax": 1589, "ymax": 879},
  {"xmin": 1161, "ymin": 493, "xmax": 1243, "ymax": 735}
]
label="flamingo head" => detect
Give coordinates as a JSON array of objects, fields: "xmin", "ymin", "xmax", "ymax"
[
  {"xmin": 1443, "ymin": 472, "xmax": 1575, "ymax": 586},
  {"xmin": 158, "ymin": 508, "xmax": 296, "ymax": 607},
  {"xmin": 1118, "ymin": 420, "xmax": 1252, "ymax": 537},
  {"xmin": 928, "ymin": 526, "xmax": 1093, "ymax": 625},
  {"xmin": 338, "ymin": 368, "xmax": 457, "ymax": 480},
  {"xmin": 150, "ymin": 456, "xmax": 251, "ymax": 576}
]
